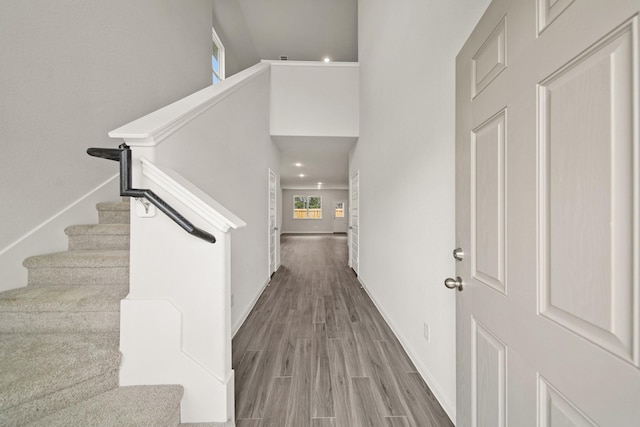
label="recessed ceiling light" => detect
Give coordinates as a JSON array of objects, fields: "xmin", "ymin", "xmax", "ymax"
[
  {"xmin": 299, "ymin": 174, "xmax": 305, "ymax": 177},
  {"xmin": 317, "ymin": 182, "xmax": 323, "ymax": 185},
  {"xmin": 323, "ymin": 56, "xmax": 331, "ymax": 63},
  {"xmin": 295, "ymin": 162, "xmax": 302, "ymax": 167}
]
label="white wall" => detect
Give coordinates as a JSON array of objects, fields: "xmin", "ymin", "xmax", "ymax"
[
  {"xmin": 282, "ymin": 189, "xmax": 348, "ymax": 234},
  {"xmin": 0, "ymin": 0, "xmax": 213, "ymax": 253},
  {"xmin": 352, "ymin": 0, "xmax": 491, "ymax": 421},
  {"xmin": 270, "ymin": 62, "xmax": 359, "ymax": 137},
  {"xmin": 153, "ymin": 69, "xmax": 280, "ymax": 332}
]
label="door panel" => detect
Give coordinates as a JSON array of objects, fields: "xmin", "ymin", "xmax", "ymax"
[
  {"xmin": 538, "ymin": 377, "xmax": 597, "ymax": 427},
  {"xmin": 537, "ymin": 0, "xmax": 575, "ymax": 34},
  {"xmin": 472, "ymin": 109, "xmax": 506, "ymax": 294},
  {"xmin": 456, "ymin": 1, "xmax": 640, "ymax": 426},
  {"xmin": 538, "ymin": 18, "xmax": 637, "ymax": 363},
  {"xmin": 472, "ymin": 16, "xmax": 507, "ymax": 98},
  {"xmin": 472, "ymin": 319, "xmax": 507, "ymax": 427}
]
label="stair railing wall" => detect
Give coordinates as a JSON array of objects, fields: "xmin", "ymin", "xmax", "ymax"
[
  {"xmin": 119, "ymin": 160, "xmax": 242, "ymax": 423},
  {"xmin": 106, "ymin": 60, "xmax": 359, "ymax": 423},
  {"xmin": 107, "ymin": 63, "xmax": 272, "ymax": 424}
]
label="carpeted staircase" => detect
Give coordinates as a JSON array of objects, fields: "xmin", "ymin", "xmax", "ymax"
[{"xmin": 0, "ymin": 201, "xmax": 184, "ymax": 426}]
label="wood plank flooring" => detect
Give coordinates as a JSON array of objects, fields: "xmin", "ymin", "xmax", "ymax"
[{"xmin": 233, "ymin": 234, "xmax": 453, "ymax": 427}]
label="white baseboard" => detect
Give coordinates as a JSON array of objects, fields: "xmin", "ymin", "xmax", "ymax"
[
  {"xmin": 232, "ymin": 278, "xmax": 270, "ymax": 337},
  {"xmin": 280, "ymin": 231, "xmax": 333, "ymax": 235},
  {"xmin": 358, "ymin": 277, "xmax": 457, "ymax": 425},
  {"xmin": 0, "ymin": 175, "xmax": 120, "ymax": 292}
]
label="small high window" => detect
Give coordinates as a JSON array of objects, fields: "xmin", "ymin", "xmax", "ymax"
[
  {"xmin": 293, "ymin": 195, "xmax": 322, "ymax": 219},
  {"xmin": 212, "ymin": 27, "xmax": 225, "ymax": 84}
]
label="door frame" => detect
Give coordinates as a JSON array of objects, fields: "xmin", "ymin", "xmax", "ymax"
[
  {"xmin": 349, "ymin": 170, "xmax": 359, "ymax": 274},
  {"xmin": 332, "ymin": 199, "xmax": 347, "ymax": 233},
  {"xmin": 268, "ymin": 169, "xmax": 278, "ymax": 279}
]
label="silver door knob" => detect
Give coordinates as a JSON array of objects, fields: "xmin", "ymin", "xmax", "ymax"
[
  {"xmin": 453, "ymin": 247, "xmax": 464, "ymax": 261},
  {"xmin": 274, "ymin": 226, "xmax": 278, "ymax": 230},
  {"xmin": 444, "ymin": 276, "xmax": 463, "ymax": 291}
]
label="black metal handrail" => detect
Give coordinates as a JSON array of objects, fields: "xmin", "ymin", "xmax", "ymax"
[{"xmin": 87, "ymin": 144, "xmax": 216, "ymax": 244}]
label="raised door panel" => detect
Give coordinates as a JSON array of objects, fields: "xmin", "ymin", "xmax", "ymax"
[
  {"xmin": 473, "ymin": 16, "xmax": 508, "ymax": 98},
  {"xmin": 537, "ymin": 0, "xmax": 575, "ymax": 34},
  {"xmin": 472, "ymin": 320, "xmax": 507, "ymax": 427},
  {"xmin": 538, "ymin": 18, "xmax": 638, "ymax": 364},
  {"xmin": 538, "ymin": 377, "xmax": 596, "ymax": 427},
  {"xmin": 472, "ymin": 110, "xmax": 506, "ymax": 294}
]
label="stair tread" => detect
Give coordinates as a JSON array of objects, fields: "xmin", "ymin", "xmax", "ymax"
[
  {"xmin": 65, "ymin": 224, "xmax": 130, "ymax": 236},
  {"xmin": 26, "ymin": 385, "xmax": 183, "ymax": 427},
  {"xmin": 0, "ymin": 285, "xmax": 127, "ymax": 312},
  {"xmin": 0, "ymin": 333, "xmax": 120, "ymax": 411},
  {"xmin": 23, "ymin": 250, "xmax": 129, "ymax": 268}
]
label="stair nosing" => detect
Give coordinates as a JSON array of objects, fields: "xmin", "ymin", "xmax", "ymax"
[
  {"xmin": 23, "ymin": 385, "xmax": 184, "ymax": 427},
  {"xmin": 0, "ymin": 285, "xmax": 127, "ymax": 312},
  {"xmin": 65, "ymin": 224, "xmax": 130, "ymax": 236},
  {"xmin": 23, "ymin": 250, "xmax": 129, "ymax": 268},
  {"xmin": 96, "ymin": 202, "xmax": 129, "ymax": 211}
]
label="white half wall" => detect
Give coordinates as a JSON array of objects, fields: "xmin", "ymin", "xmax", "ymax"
[
  {"xmin": 352, "ymin": 0, "xmax": 491, "ymax": 422},
  {"xmin": 0, "ymin": 0, "xmax": 213, "ymax": 259},
  {"xmin": 270, "ymin": 61, "xmax": 359, "ymax": 137},
  {"xmin": 281, "ymin": 189, "xmax": 349, "ymax": 234},
  {"xmin": 123, "ymin": 185, "xmax": 236, "ymax": 422},
  {"xmin": 151, "ymin": 69, "xmax": 280, "ymax": 333}
]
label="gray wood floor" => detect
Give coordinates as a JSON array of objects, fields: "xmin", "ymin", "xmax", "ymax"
[{"xmin": 233, "ymin": 234, "xmax": 453, "ymax": 427}]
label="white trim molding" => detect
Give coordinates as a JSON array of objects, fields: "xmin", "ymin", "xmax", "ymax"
[
  {"xmin": 108, "ymin": 62, "xmax": 270, "ymax": 147},
  {"xmin": 140, "ymin": 158, "xmax": 246, "ymax": 233},
  {"xmin": 265, "ymin": 59, "xmax": 360, "ymax": 68}
]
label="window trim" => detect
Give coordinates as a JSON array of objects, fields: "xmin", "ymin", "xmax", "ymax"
[{"xmin": 212, "ymin": 26, "xmax": 225, "ymax": 83}]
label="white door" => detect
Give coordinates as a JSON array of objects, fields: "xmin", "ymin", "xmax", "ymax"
[
  {"xmin": 268, "ymin": 169, "xmax": 278, "ymax": 278},
  {"xmin": 349, "ymin": 171, "xmax": 359, "ymax": 274},
  {"xmin": 333, "ymin": 200, "xmax": 348, "ymax": 233},
  {"xmin": 454, "ymin": 1, "xmax": 639, "ymax": 426}
]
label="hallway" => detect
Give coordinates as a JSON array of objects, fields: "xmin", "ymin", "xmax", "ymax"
[{"xmin": 232, "ymin": 234, "xmax": 453, "ymax": 427}]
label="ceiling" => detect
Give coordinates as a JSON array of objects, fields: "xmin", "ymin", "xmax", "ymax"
[
  {"xmin": 275, "ymin": 137, "xmax": 357, "ymax": 190},
  {"xmin": 212, "ymin": 0, "xmax": 358, "ymax": 190}
]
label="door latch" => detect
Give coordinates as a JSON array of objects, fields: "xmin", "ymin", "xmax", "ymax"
[{"xmin": 444, "ymin": 276, "xmax": 463, "ymax": 291}]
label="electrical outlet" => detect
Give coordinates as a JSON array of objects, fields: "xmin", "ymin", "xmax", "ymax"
[
  {"xmin": 231, "ymin": 294, "xmax": 234, "ymax": 307},
  {"xmin": 423, "ymin": 322, "xmax": 430, "ymax": 342}
]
